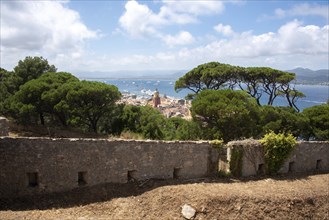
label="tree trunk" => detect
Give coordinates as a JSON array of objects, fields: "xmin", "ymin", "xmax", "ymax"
[
  {"xmin": 292, "ymin": 97, "xmax": 300, "ymax": 112},
  {"xmin": 56, "ymin": 113, "xmax": 67, "ymax": 127},
  {"xmin": 40, "ymin": 112, "xmax": 45, "ymax": 125},
  {"xmin": 91, "ymin": 119, "xmax": 98, "ymax": 133}
]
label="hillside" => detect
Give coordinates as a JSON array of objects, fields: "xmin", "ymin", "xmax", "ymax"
[
  {"xmin": 77, "ymin": 68, "xmax": 328, "ymax": 85},
  {"xmin": 287, "ymin": 68, "xmax": 329, "ymax": 84},
  {"xmin": 1, "ymin": 173, "xmax": 328, "ymax": 219},
  {"xmin": 77, "ymin": 70, "xmax": 186, "ymax": 80}
]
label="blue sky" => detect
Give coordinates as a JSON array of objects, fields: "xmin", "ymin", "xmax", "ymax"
[{"xmin": 1, "ymin": 0, "xmax": 328, "ymax": 76}]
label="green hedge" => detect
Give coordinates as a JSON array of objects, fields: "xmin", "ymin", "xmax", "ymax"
[{"xmin": 260, "ymin": 131, "xmax": 297, "ymax": 175}]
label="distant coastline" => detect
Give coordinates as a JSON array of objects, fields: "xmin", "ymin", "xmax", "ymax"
[
  {"xmin": 78, "ymin": 67, "xmax": 328, "ymax": 85},
  {"xmin": 83, "ymin": 77, "xmax": 329, "ymax": 86},
  {"xmin": 295, "ymin": 81, "xmax": 329, "ymax": 86}
]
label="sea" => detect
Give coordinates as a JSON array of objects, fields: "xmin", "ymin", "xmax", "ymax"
[{"xmin": 88, "ymin": 79, "xmax": 328, "ymax": 111}]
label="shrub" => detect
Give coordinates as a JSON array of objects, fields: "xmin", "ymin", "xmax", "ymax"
[
  {"xmin": 260, "ymin": 131, "xmax": 297, "ymax": 175},
  {"xmin": 301, "ymin": 104, "xmax": 329, "ymax": 141},
  {"xmin": 119, "ymin": 131, "xmax": 144, "ymax": 140},
  {"xmin": 210, "ymin": 139, "xmax": 224, "ymax": 149}
]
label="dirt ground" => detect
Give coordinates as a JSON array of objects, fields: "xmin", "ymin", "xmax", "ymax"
[{"xmin": 1, "ymin": 173, "xmax": 328, "ymax": 220}]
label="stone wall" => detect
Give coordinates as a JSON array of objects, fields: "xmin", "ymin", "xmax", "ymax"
[
  {"xmin": 1, "ymin": 136, "xmax": 328, "ymax": 199},
  {"xmin": 222, "ymin": 140, "xmax": 329, "ymax": 177},
  {"xmin": 279, "ymin": 142, "xmax": 329, "ymax": 173},
  {"xmin": 0, "ymin": 117, "xmax": 9, "ymax": 136},
  {"xmin": 0, "ymin": 137, "xmax": 215, "ymax": 198}
]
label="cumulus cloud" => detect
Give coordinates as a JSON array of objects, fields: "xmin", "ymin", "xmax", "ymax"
[
  {"xmin": 162, "ymin": 31, "xmax": 195, "ymax": 47},
  {"xmin": 0, "ymin": 1, "xmax": 98, "ymax": 69},
  {"xmin": 285, "ymin": 3, "xmax": 328, "ymax": 19},
  {"xmin": 161, "ymin": 1, "xmax": 224, "ymax": 16},
  {"xmin": 261, "ymin": 3, "xmax": 329, "ymax": 20},
  {"xmin": 119, "ymin": 0, "xmax": 166, "ymax": 38},
  {"xmin": 119, "ymin": 0, "xmax": 224, "ymax": 43},
  {"xmin": 214, "ymin": 24, "xmax": 235, "ymax": 37},
  {"xmin": 72, "ymin": 19, "xmax": 329, "ymax": 72},
  {"xmin": 101, "ymin": 20, "xmax": 329, "ymax": 71},
  {"xmin": 192, "ymin": 20, "xmax": 328, "ymax": 59}
]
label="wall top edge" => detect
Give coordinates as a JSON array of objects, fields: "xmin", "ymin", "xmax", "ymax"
[
  {"xmin": 0, "ymin": 136, "xmax": 210, "ymax": 144},
  {"xmin": 226, "ymin": 139, "xmax": 329, "ymax": 146},
  {"xmin": 1, "ymin": 136, "xmax": 328, "ymax": 145}
]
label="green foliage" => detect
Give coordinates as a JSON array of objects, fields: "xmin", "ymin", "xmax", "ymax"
[
  {"xmin": 191, "ymin": 89, "xmax": 260, "ymax": 142},
  {"xmin": 64, "ymin": 81, "xmax": 121, "ymax": 132},
  {"xmin": 116, "ymin": 106, "xmax": 202, "ymax": 141},
  {"xmin": 10, "ymin": 77, "xmax": 49, "ymax": 125},
  {"xmin": 39, "ymin": 72, "xmax": 80, "ymax": 126},
  {"xmin": 2, "ymin": 64, "xmax": 121, "ymax": 134},
  {"xmin": 259, "ymin": 106, "xmax": 309, "ymax": 138},
  {"xmin": 14, "ymin": 56, "xmax": 57, "ymax": 86},
  {"xmin": 301, "ymin": 104, "xmax": 329, "ymax": 140},
  {"xmin": 217, "ymin": 170, "xmax": 231, "ymax": 178},
  {"xmin": 0, "ymin": 68, "xmax": 19, "ymax": 95},
  {"xmin": 260, "ymin": 131, "xmax": 297, "ymax": 175},
  {"xmin": 229, "ymin": 147, "xmax": 243, "ymax": 177},
  {"xmin": 209, "ymin": 139, "xmax": 224, "ymax": 149},
  {"xmin": 175, "ymin": 62, "xmax": 238, "ymax": 94},
  {"xmin": 175, "ymin": 62, "xmax": 302, "ymax": 111},
  {"xmin": 119, "ymin": 130, "xmax": 145, "ymax": 140},
  {"xmin": 1, "ymin": 57, "xmax": 325, "ymax": 142},
  {"xmin": 165, "ymin": 117, "xmax": 202, "ymax": 140},
  {"xmin": 1, "ymin": 56, "xmax": 57, "ymax": 117},
  {"xmin": 138, "ymin": 106, "xmax": 167, "ymax": 139},
  {"xmin": 99, "ymin": 104, "xmax": 126, "ymax": 135},
  {"xmin": 245, "ymin": 67, "xmax": 297, "ymax": 106},
  {"xmin": 0, "ymin": 69, "xmax": 21, "ymax": 115},
  {"xmin": 6, "ymin": 72, "xmax": 79, "ymax": 126},
  {"xmin": 120, "ymin": 105, "xmax": 168, "ymax": 140},
  {"xmin": 120, "ymin": 105, "xmax": 142, "ymax": 132}
]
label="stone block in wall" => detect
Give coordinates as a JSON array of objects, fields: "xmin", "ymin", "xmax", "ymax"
[
  {"xmin": 218, "ymin": 146, "xmax": 230, "ymax": 174},
  {"xmin": 0, "ymin": 117, "xmax": 9, "ymax": 136},
  {"xmin": 279, "ymin": 141, "xmax": 329, "ymax": 174},
  {"xmin": 226, "ymin": 139, "xmax": 265, "ymax": 177},
  {"xmin": 205, "ymin": 147, "xmax": 222, "ymax": 176}
]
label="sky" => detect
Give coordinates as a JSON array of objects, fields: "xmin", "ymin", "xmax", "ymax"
[{"xmin": 1, "ymin": 0, "xmax": 328, "ymax": 76}]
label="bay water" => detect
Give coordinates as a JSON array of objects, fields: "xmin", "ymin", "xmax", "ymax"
[{"xmin": 94, "ymin": 79, "xmax": 328, "ymax": 111}]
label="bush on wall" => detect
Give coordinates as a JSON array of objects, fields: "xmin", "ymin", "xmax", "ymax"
[
  {"xmin": 229, "ymin": 147, "xmax": 243, "ymax": 177},
  {"xmin": 210, "ymin": 139, "xmax": 224, "ymax": 149},
  {"xmin": 260, "ymin": 131, "xmax": 297, "ymax": 175}
]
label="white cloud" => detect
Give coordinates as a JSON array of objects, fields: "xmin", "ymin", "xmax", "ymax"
[
  {"xmin": 189, "ymin": 20, "xmax": 328, "ymax": 59},
  {"xmin": 0, "ymin": 1, "xmax": 98, "ymax": 69},
  {"xmin": 162, "ymin": 31, "xmax": 195, "ymax": 47},
  {"xmin": 161, "ymin": 1, "xmax": 224, "ymax": 16},
  {"xmin": 2, "ymin": 1, "xmax": 326, "ymax": 73},
  {"xmin": 262, "ymin": 3, "xmax": 329, "ymax": 20},
  {"xmin": 155, "ymin": 52, "xmax": 175, "ymax": 61},
  {"xmin": 96, "ymin": 20, "xmax": 329, "ymax": 71},
  {"xmin": 158, "ymin": 6, "xmax": 197, "ymax": 25},
  {"xmin": 119, "ymin": 0, "xmax": 224, "ymax": 42},
  {"xmin": 274, "ymin": 8, "xmax": 286, "ymax": 19},
  {"xmin": 119, "ymin": 0, "xmax": 166, "ymax": 38},
  {"xmin": 176, "ymin": 20, "xmax": 329, "ymax": 69},
  {"xmin": 277, "ymin": 20, "xmax": 328, "ymax": 54},
  {"xmin": 288, "ymin": 3, "xmax": 329, "ymax": 19},
  {"xmin": 73, "ymin": 19, "xmax": 329, "ymax": 72},
  {"xmin": 214, "ymin": 24, "xmax": 235, "ymax": 37}
]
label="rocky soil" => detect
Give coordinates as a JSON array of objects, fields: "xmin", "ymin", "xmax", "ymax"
[{"xmin": 1, "ymin": 173, "xmax": 328, "ymax": 219}]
